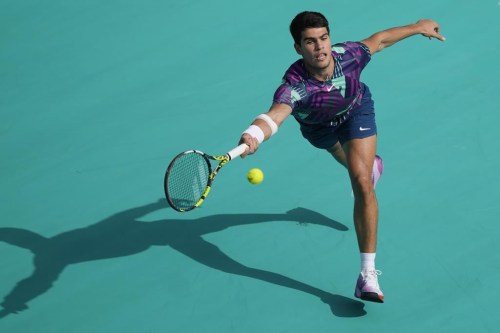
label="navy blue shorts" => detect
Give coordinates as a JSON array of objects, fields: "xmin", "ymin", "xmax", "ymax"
[{"xmin": 299, "ymin": 85, "xmax": 377, "ymax": 150}]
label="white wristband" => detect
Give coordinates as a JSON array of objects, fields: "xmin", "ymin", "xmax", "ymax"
[
  {"xmin": 242, "ymin": 125, "xmax": 265, "ymax": 144},
  {"xmin": 256, "ymin": 114, "xmax": 278, "ymax": 136}
]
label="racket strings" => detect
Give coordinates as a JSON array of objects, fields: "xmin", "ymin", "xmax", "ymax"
[{"xmin": 166, "ymin": 152, "xmax": 210, "ymax": 211}]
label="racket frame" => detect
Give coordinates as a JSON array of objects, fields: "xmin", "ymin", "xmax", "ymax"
[{"xmin": 164, "ymin": 144, "xmax": 247, "ymax": 212}]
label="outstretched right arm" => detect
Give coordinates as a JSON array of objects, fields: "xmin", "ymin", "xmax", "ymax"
[{"xmin": 239, "ymin": 103, "xmax": 292, "ymax": 158}]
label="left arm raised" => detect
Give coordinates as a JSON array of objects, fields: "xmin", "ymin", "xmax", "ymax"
[{"xmin": 361, "ymin": 19, "xmax": 445, "ymax": 55}]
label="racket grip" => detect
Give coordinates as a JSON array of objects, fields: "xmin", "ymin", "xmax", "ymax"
[{"xmin": 227, "ymin": 143, "xmax": 249, "ymax": 160}]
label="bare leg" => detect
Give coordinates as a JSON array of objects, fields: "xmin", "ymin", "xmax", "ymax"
[
  {"xmin": 342, "ymin": 136, "xmax": 378, "ymax": 253},
  {"xmin": 327, "ymin": 141, "xmax": 348, "ymax": 168}
]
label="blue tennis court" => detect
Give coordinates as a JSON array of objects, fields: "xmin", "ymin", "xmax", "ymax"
[{"xmin": 1, "ymin": 0, "xmax": 499, "ymax": 332}]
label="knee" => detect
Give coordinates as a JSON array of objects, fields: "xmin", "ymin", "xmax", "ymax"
[{"xmin": 351, "ymin": 174, "xmax": 375, "ymax": 200}]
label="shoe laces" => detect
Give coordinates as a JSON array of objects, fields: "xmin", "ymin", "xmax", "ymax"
[{"xmin": 363, "ymin": 269, "xmax": 382, "ymax": 281}]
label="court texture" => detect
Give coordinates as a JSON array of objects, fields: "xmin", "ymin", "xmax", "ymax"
[{"xmin": 1, "ymin": 0, "xmax": 499, "ymax": 332}]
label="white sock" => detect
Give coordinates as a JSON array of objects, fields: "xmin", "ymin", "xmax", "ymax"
[{"xmin": 360, "ymin": 252, "xmax": 376, "ymax": 271}]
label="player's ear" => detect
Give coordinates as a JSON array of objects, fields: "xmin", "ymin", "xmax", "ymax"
[{"xmin": 294, "ymin": 43, "xmax": 302, "ymax": 55}]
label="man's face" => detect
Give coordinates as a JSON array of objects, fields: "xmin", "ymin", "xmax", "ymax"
[{"xmin": 294, "ymin": 27, "xmax": 332, "ymax": 71}]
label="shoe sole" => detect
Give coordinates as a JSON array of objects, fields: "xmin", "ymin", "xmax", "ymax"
[{"xmin": 355, "ymin": 288, "xmax": 384, "ymax": 303}]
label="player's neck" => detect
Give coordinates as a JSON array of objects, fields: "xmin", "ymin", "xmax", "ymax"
[{"xmin": 305, "ymin": 59, "xmax": 335, "ymax": 82}]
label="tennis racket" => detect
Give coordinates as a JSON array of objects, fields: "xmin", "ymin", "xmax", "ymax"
[{"xmin": 164, "ymin": 143, "xmax": 248, "ymax": 212}]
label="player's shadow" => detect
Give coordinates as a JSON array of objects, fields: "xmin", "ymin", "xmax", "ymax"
[{"xmin": 0, "ymin": 200, "xmax": 366, "ymax": 318}]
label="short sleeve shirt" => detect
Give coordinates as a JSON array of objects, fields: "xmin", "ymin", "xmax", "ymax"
[{"xmin": 273, "ymin": 41, "xmax": 371, "ymax": 125}]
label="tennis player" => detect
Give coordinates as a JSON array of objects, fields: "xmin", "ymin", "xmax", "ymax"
[{"xmin": 238, "ymin": 11, "xmax": 445, "ymax": 303}]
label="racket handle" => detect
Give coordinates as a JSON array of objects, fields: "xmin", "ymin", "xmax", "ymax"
[{"xmin": 227, "ymin": 143, "xmax": 249, "ymax": 160}]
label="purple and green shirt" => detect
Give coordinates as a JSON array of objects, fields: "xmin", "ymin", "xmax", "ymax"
[{"xmin": 273, "ymin": 41, "xmax": 371, "ymax": 125}]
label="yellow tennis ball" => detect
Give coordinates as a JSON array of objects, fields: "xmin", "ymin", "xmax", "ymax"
[{"xmin": 247, "ymin": 168, "xmax": 264, "ymax": 184}]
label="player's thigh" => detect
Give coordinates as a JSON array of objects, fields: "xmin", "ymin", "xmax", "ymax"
[{"xmin": 342, "ymin": 135, "xmax": 377, "ymax": 179}]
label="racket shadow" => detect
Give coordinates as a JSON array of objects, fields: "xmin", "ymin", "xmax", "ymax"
[{"xmin": 0, "ymin": 200, "xmax": 365, "ymax": 318}]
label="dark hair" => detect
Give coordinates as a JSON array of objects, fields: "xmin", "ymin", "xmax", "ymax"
[{"xmin": 289, "ymin": 11, "xmax": 330, "ymax": 45}]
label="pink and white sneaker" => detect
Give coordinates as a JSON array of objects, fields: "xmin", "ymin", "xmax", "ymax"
[
  {"xmin": 372, "ymin": 155, "xmax": 384, "ymax": 189},
  {"xmin": 354, "ymin": 269, "xmax": 384, "ymax": 303}
]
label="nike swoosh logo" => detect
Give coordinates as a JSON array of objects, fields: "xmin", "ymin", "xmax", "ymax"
[
  {"xmin": 327, "ymin": 83, "xmax": 335, "ymax": 92},
  {"xmin": 359, "ymin": 127, "xmax": 371, "ymax": 131}
]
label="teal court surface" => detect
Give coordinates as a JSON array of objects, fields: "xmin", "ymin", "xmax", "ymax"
[{"xmin": 1, "ymin": 1, "xmax": 500, "ymax": 332}]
